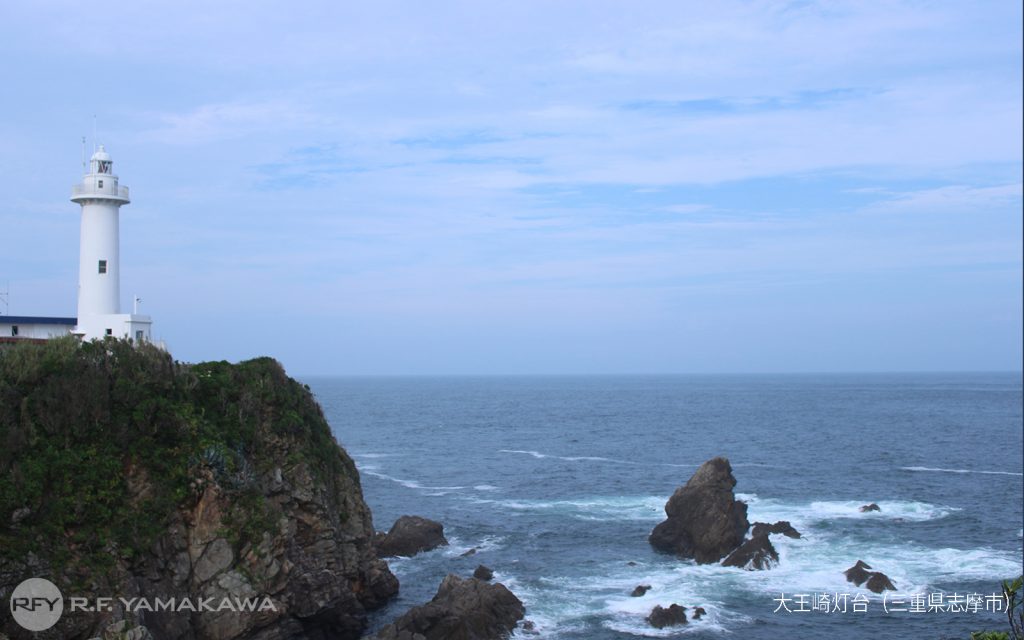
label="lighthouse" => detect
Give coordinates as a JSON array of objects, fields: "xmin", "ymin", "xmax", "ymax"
[{"xmin": 70, "ymin": 145, "xmax": 152, "ymax": 342}]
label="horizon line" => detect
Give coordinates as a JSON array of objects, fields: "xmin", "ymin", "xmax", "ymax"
[{"xmin": 293, "ymin": 369, "xmax": 1024, "ymax": 378}]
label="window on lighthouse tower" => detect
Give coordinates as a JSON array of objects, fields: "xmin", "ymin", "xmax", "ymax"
[{"xmin": 98, "ymin": 160, "xmax": 111, "ymax": 174}]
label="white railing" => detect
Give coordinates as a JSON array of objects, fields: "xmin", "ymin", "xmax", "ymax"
[{"xmin": 71, "ymin": 184, "xmax": 129, "ymax": 199}]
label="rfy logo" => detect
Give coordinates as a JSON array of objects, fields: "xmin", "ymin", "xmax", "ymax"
[{"xmin": 9, "ymin": 578, "xmax": 63, "ymax": 631}]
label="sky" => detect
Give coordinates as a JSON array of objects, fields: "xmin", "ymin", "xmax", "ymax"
[{"xmin": 0, "ymin": 1, "xmax": 1021, "ymax": 375}]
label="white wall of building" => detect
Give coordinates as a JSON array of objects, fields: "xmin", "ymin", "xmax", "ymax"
[
  {"xmin": 74, "ymin": 313, "xmax": 152, "ymax": 343},
  {"xmin": 0, "ymin": 320, "xmax": 75, "ymax": 340}
]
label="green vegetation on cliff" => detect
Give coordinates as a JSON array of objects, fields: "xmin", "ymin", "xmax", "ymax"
[{"xmin": 0, "ymin": 337, "xmax": 358, "ymax": 574}]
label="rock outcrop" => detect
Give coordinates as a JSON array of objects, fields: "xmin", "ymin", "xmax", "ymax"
[
  {"xmin": 473, "ymin": 565, "xmax": 494, "ymax": 581},
  {"xmin": 750, "ymin": 520, "xmax": 801, "ymax": 539},
  {"xmin": 844, "ymin": 560, "xmax": 874, "ymax": 585},
  {"xmin": 859, "ymin": 503, "xmax": 881, "ymax": 512},
  {"xmin": 630, "ymin": 585, "xmax": 652, "ymax": 597},
  {"xmin": 0, "ymin": 341, "xmax": 398, "ymax": 640},
  {"xmin": 649, "ymin": 457, "xmax": 749, "ymax": 563},
  {"xmin": 370, "ymin": 575, "xmax": 525, "ymax": 640},
  {"xmin": 648, "ymin": 604, "xmax": 687, "ymax": 628},
  {"xmin": 844, "ymin": 560, "xmax": 896, "ymax": 593},
  {"xmin": 375, "ymin": 516, "xmax": 449, "ymax": 558},
  {"xmin": 865, "ymin": 572, "xmax": 897, "ymax": 593},
  {"xmin": 721, "ymin": 534, "xmax": 779, "ymax": 570}
]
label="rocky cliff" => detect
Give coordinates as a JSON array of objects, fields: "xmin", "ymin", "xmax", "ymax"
[{"xmin": 0, "ymin": 338, "xmax": 397, "ymax": 639}]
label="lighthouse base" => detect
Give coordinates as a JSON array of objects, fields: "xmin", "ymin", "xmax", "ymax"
[{"xmin": 74, "ymin": 313, "xmax": 153, "ymax": 343}]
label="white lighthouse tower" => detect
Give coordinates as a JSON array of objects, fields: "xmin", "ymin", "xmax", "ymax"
[{"xmin": 70, "ymin": 145, "xmax": 152, "ymax": 342}]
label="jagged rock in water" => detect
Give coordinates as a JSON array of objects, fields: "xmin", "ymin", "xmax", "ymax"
[
  {"xmin": 631, "ymin": 584, "xmax": 652, "ymax": 597},
  {"xmin": 648, "ymin": 604, "xmax": 688, "ymax": 628},
  {"xmin": 0, "ymin": 342, "xmax": 398, "ymax": 640},
  {"xmin": 370, "ymin": 575, "xmax": 525, "ymax": 640},
  {"xmin": 859, "ymin": 503, "xmax": 881, "ymax": 512},
  {"xmin": 844, "ymin": 560, "xmax": 874, "ymax": 586},
  {"xmin": 750, "ymin": 520, "xmax": 801, "ymax": 539},
  {"xmin": 721, "ymin": 533, "xmax": 779, "ymax": 570},
  {"xmin": 865, "ymin": 572, "xmax": 897, "ymax": 593},
  {"xmin": 649, "ymin": 457, "xmax": 749, "ymax": 563},
  {"xmin": 843, "ymin": 560, "xmax": 896, "ymax": 593},
  {"xmin": 375, "ymin": 516, "xmax": 449, "ymax": 558},
  {"xmin": 473, "ymin": 565, "xmax": 494, "ymax": 581},
  {"xmin": 692, "ymin": 606, "xmax": 707, "ymax": 620},
  {"xmin": 864, "ymin": 573, "xmax": 897, "ymax": 589}
]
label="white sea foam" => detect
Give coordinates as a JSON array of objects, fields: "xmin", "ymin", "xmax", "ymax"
[
  {"xmin": 442, "ymin": 534, "xmax": 506, "ymax": 557},
  {"xmin": 489, "ymin": 493, "xmax": 1018, "ymax": 637},
  {"xmin": 738, "ymin": 494, "xmax": 961, "ymax": 525},
  {"xmin": 499, "ymin": 450, "xmax": 781, "ymax": 472},
  {"xmin": 554, "ymin": 536, "xmax": 1016, "ymax": 637},
  {"xmin": 499, "ymin": 449, "xmax": 635, "ymax": 464},
  {"xmin": 473, "ymin": 484, "xmax": 500, "ymax": 491},
  {"xmin": 361, "ymin": 469, "xmax": 464, "ymax": 494},
  {"xmin": 380, "ymin": 481, "xmax": 1014, "ymax": 636},
  {"xmin": 473, "ymin": 495, "xmax": 666, "ymax": 521},
  {"xmin": 502, "ymin": 561, "xmax": 745, "ymax": 638},
  {"xmin": 422, "ymin": 502, "xmax": 1023, "ymax": 639},
  {"xmin": 900, "ymin": 466, "xmax": 1023, "ymax": 477},
  {"xmin": 602, "ymin": 575, "xmax": 737, "ymax": 637}
]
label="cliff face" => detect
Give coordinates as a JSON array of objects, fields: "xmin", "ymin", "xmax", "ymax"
[{"xmin": 0, "ymin": 338, "xmax": 397, "ymax": 639}]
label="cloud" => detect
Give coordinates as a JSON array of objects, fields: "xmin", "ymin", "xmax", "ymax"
[
  {"xmin": 2, "ymin": 0, "xmax": 1021, "ymax": 372},
  {"xmin": 662, "ymin": 204, "xmax": 710, "ymax": 214},
  {"xmin": 140, "ymin": 99, "xmax": 320, "ymax": 145},
  {"xmin": 864, "ymin": 183, "xmax": 1024, "ymax": 215}
]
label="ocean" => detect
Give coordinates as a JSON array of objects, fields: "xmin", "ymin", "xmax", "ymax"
[{"xmin": 304, "ymin": 373, "xmax": 1024, "ymax": 639}]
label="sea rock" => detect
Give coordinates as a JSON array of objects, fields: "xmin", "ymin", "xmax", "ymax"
[
  {"xmin": 844, "ymin": 560, "xmax": 874, "ymax": 586},
  {"xmin": 750, "ymin": 520, "xmax": 802, "ymax": 539},
  {"xmin": 843, "ymin": 560, "xmax": 896, "ymax": 593},
  {"xmin": 721, "ymin": 534, "xmax": 779, "ymax": 570},
  {"xmin": 474, "ymin": 564, "xmax": 494, "ymax": 581},
  {"xmin": 866, "ymin": 572, "xmax": 897, "ymax": 593},
  {"xmin": 859, "ymin": 503, "xmax": 881, "ymax": 512},
  {"xmin": 648, "ymin": 604, "xmax": 688, "ymax": 628},
  {"xmin": 376, "ymin": 515, "xmax": 449, "ymax": 557},
  {"xmin": 461, "ymin": 547, "xmax": 478, "ymax": 557},
  {"xmin": 692, "ymin": 606, "xmax": 707, "ymax": 620},
  {"xmin": 370, "ymin": 575, "xmax": 525, "ymax": 640},
  {"xmin": 649, "ymin": 457, "xmax": 750, "ymax": 563},
  {"xmin": 631, "ymin": 584, "xmax": 652, "ymax": 597}
]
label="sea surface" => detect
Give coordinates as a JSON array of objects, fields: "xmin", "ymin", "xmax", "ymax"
[{"xmin": 303, "ymin": 373, "xmax": 1024, "ymax": 639}]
